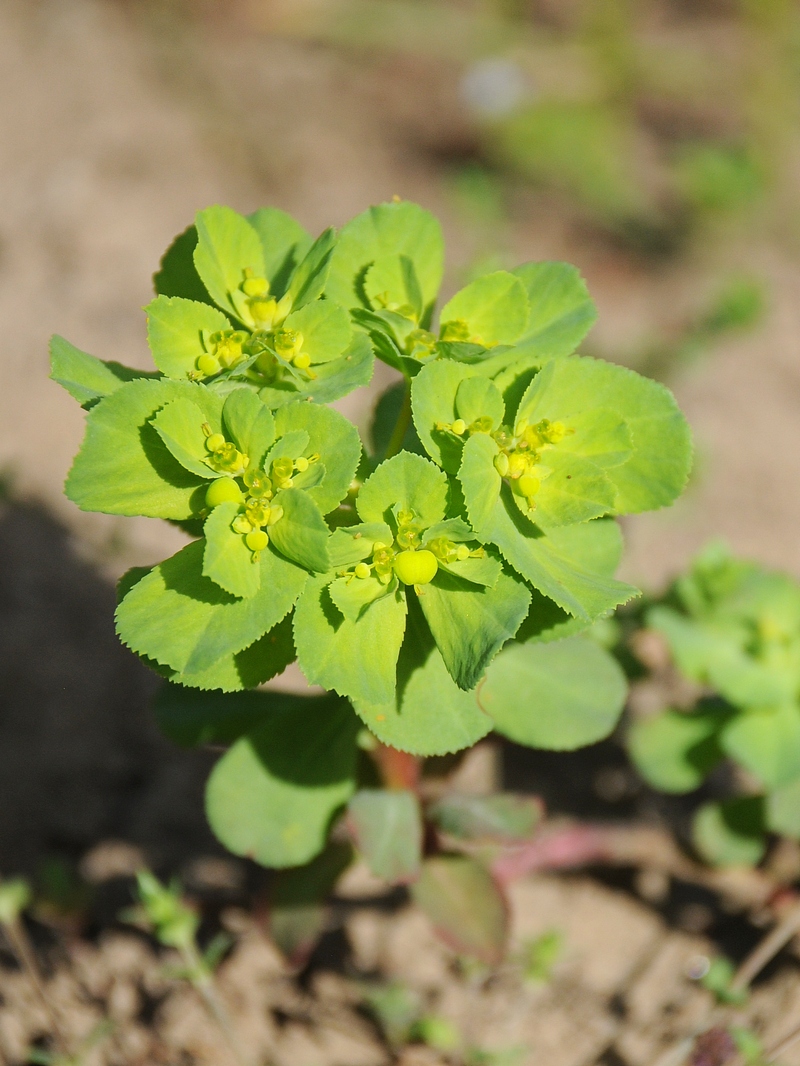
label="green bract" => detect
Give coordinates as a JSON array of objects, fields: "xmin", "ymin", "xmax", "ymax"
[
  {"xmin": 627, "ymin": 542, "xmax": 800, "ymax": 866},
  {"xmin": 54, "ymin": 200, "xmax": 691, "ymax": 875}
]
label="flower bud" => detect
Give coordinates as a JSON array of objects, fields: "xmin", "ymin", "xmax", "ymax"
[
  {"xmin": 354, "ymin": 562, "xmax": 371, "ymax": 580},
  {"xmin": 197, "ymin": 354, "xmax": 221, "ymax": 377},
  {"xmin": 242, "ymin": 275, "xmax": 270, "ymax": 297}
]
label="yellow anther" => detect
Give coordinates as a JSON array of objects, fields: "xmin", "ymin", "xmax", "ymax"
[
  {"xmin": 394, "ymin": 549, "xmax": 438, "ymax": 586},
  {"xmin": 439, "ymin": 319, "xmax": 472, "ymax": 343},
  {"xmin": 205, "ymin": 478, "xmax": 244, "ymax": 508},
  {"xmin": 494, "ymin": 452, "xmax": 510, "ymax": 477},
  {"xmin": 294, "ymin": 456, "xmax": 309, "ymax": 473},
  {"xmin": 518, "ymin": 473, "xmax": 541, "ymax": 498},
  {"xmin": 266, "ymin": 505, "xmax": 284, "ymax": 526},
  {"xmin": 206, "ymin": 433, "xmax": 226, "ymax": 453},
  {"xmin": 293, "ymin": 353, "xmax": 311, "ymax": 370},
  {"xmin": 232, "ymin": 515, "xmax": 254, "ymax": 535},
  {"xmin": 242, "ymin": 275, "xmax": 270, "ymax": 298},
  {"xmin": 354, "ymin": 562, "xmax": 371, "ymax": 580},
  {"xmin": 197, "ymin": 354, "xmax": 221, "ymax": 377},
  {"xmin": 246, "ymin": 530, "xmax": 269, "ymax": 553},
  {"xmin": 451, "ymin": 419, "xmax": 467, "ymax": 436},
  {"xmin": 455, "ymin": 544, "xmax": 470, "ymax": 561}
]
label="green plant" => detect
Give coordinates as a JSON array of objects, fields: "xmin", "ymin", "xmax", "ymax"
[
  {"xmin": 53, "ymin": 199, "xmax": 691, "ymax": 961},
  {"xmin": 627, "ymin": 542, "xmax": 800, "ymax": 866}
]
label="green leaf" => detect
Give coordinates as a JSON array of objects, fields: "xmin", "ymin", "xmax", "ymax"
[
  {"xmin": 455, "ymin": 376, "xmax": 505, "ymax": 429},
  {"xmin": 412, "ymin": 360, "xmax": 487, "ymax": 473},
  {"xmin": 357, "ymin": 452, "xmax": 448, "ymax": 528},
  {"xmin": 410, "ymin": 856, "xmax": 508, "ymax": 966},
  {"xmin": 247, "ymin": 207, "xmax": 312, "ymax": 298},
  {"xmin": 274, "ymin": 401, "xmax": 361, "ymax": 514},
  {"xmin": 287, "ymin": 228, "xmax": 336, "ymax": 310},
  {"xmin": 720, "ymin": 703, "xmax": 800, "ymax": 789},
  {"xmin": 116, "ymin": 539, "xmax": 306, "ymax": 677},
  {"xmin": 66, "ymin": 379, "xmax": 224, "ymax": 519},
  {"xmin": 516, "ymin": 357, "xmax": 692, "ymax": 514},
  {"xmin": 194, "ymin": 205, "xmax": 265, "ymax": 324},
  {"xmin": 766, "ymin": 779, "xmax": 800, "ymax": 838},
  {"xmin": 481, "ymin": 636, "xmax": 627, "ymax": 749},
  {"xmin": 512, "ymin": 262, "xmax": 597, "ymax": 358},
  {"xmin": 269, "ymin": 842, "xmax": 353, "ymax": 965},
  {"xmin": 524, "ymin": 451, "xmax": 617, "ymax": 529},
  {"xmin": 153, "ymin": 683, "xmax": 306, "ymax": 747},
  {"xmin": 162, "ymin": 618, "xmax": 296, "ymax": 692},
  {"xmin": 328, "ymin": 522, "xmax": 394, "ymax": 569},
  {"xmin": 329, "ymin": 572, "xmax": 392, "ymax": 622},
  {"xmin": 283, "ymin": 300, "xmax": 352, "ymax": 365},
  {"xmin": 364, "ymin": 254, "xmax": 424, "ymax": 320},
  {"xmin": 326, "ymin": 200, "xmax": 444, "ymax": 318},
  {"xmin": 439, "ymin": 272, "xmax": 529, "ymax": 346},
  {"xmin": 347, "ymin": 790, "xmax": 422, "ymax": 884},
  {"xmin": 145, "ymin": 296, "xmax": 232, "ymax": 380},
  {"xmin": 259, "ymin": 331, "xmax": 375, "ymax": 409},
  {"xmin": 429, "ymin": 794, "xmax": 541, "ymax": 842},
  {"xmin": 692, "ymin": 798, "xmax": 766, "ymax": 867},
  {"xmin": 294, "ymin": 575, "xmax": 408, "ymax": 705},
  {"xmin": 627, "ymin": 707, "xmax": 726, "ymax": 793},
  {"xmin": 418, "ymin": 569, "xmax": 530, "ymax": 690},
  {"xmin": 222, "ymin": 388, "xmax": 275, "ymax": 466},
  {"xmin": 269, "ymin": 488, "xmax": 331, "ymax": 573},
  {"xmin": 153, "ymin": 224, "xmax": 213, "ymax": 304},
  {"xmin": 459, "ymin": 433, "xmax": 638, "ymax": 620},
  {"xmin": 353, "ymin": 603, "xmax": 492, "ymax": 755},
  {"xmin": 152, "ymin": 396, "xmax": 221, "ymax": 478},
  {"xmin": 49, "ymin": 335, "xmax": 157, "ymax": 408},
  {"xmin": 205, "ymin": 695, "xmax": 359, "ymax": 867},
  {"xmin": 203, "ymin": 502, "xmax": 260, "ymax": 598}
]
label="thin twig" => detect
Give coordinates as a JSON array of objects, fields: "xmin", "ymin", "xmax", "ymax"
[
  {"xmin": 2, "ymin": 918, "xmax": 70, "ymax": 1054},
  {"xmin": 180, "ymin": 942, "xmax": 251, "ymax": 1066},
  {"xmin": 766, "ymin": 1017, "xmax": 800, "ymax": 1062},
  {"xmin": 732, "ymin": 902, "xmax": 800, "ymax": 991}
]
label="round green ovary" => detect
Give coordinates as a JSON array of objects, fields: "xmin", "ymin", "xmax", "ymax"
[
  {"xmin": 394, "ymin": 549, "xmax": 438, "ymax": 586},
  {"xmin": 246, "ymin": 530, "xmax": 269, "ymax": 552},
  {"xmin": 205, "ymin": 478, "xmax": 245, "ymax": 508}
]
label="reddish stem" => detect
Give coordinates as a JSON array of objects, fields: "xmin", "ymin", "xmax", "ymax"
[{"xmin": 371, "ymin": 743, "xmax": 422, "ymax": 791}]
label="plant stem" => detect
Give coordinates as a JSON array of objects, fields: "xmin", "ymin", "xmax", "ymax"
[
  {"xmin": 732, "ymin": 901, "xmax": 800, "ymax": 991},
  {"xmin": 180, "ymin": 942, "xmax": 250, "ymax": 1066},
  {"xmin": 2, "ymin": 917, "xmax": 69, "ymax": 1054},
  {"xmin": 384, "ymin": 379, "xmax": 412, "ymax": 459},
  {"xmin": 372, "ymin": 743, "xmax": 422, "ymax": 791}
]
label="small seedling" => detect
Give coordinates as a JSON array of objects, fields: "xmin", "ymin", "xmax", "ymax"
[
  {"xmin": 521, "ymin": 928, "xmax": 563, "ymax": 984},
  {"xmin": 412, "ymin": 1014, "xmax": 461, "ymax": 1053},
  {"xmin": 698, "ymin": 957, "xmax": 748, "ymax": 1006}
]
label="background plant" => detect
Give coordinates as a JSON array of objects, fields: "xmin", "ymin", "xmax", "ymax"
[{"xmin": 52, "ymin": 198, "xmax": 691, "ymax": 963}]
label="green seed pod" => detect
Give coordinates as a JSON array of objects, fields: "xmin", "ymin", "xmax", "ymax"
[
  {"xmin": 455, "ymin": 544, "xmax": 470, "ymax": 561},
  {"xmin": 518, "ymin": 473, "xmax": 541, "ymax": 498},
  {"xmin": 294, "ymin": 456, "xmax": 309, "ymax": 472},
  {"xmin": 293, "ymin": 353, "xmax": 311, "ymax": 370},
  {"xmin": 246, "ymin": 530, "xmax": 269, "ymax": 552},
  {"xmin": 197, "ymin": 354, "xmax": 221, "ymax": 377},
  {"xmin": 242, "ymin": 275, "xmax": 270, "ymax": 297},
  {"xmin": 451, "ymin": 419, "xmax": 467, "ymax": 436},
  {"xmin": 507, "ymin": 453, "xmax": 529, "ymax": 479},
  {"xmin": 394, "ymin": 549, "xmax": 438, "ymax": 586},
  {"xmin": 354, "ymin": 562, "xmax": 371, "ymax": 580},
  {"xmin": 206, "ymin": 432, "xmax": 226, "ymax": 453},
  {"xmin": 205, "ymin": 478, "xmax": 244, "ymax": 508},
  {"xmin": 494, "ymin": 452, "xmax": 510, "ymax": 477}
]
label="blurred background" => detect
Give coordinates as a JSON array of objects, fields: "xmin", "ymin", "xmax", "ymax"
[{"xmin": 0, "ymin": 2, "xmax": 799, "ymax": 1060}]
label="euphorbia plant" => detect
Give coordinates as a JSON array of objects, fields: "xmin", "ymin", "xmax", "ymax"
[{"xmin": 52, "ymin": 200, "xmax": 691, "ymax": 962}]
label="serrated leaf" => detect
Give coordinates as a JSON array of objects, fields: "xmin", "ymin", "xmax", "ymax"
[
  {"xmin": 283, "ymin": 300, "xmax": 352, "ymax": 364},
  {"xmin": 364, "ymin": 254, "xmax": 424, "ymax": 320},
  {"xmin": 326, "ymin": 200, "xmax": 444, "ymax": 319},
  {"xmin": 259, "ymin": 330, "xmax": 374, "ymax": 408},
  {"xmin": 523, "ymin": 451, "xmax": 617, "ymax": 529},
  {"xmin": 692, "ymin": 798, "xmax": 766, "ymax": 867},
  {"xmin": 153, "ymin": 224, "xmax": 213, "ymax": 304},
  {"xmin": 116, "ymin": 539, "xmax": 306, "ymax": 676},
  {"xmin": 222, "ymin": 388, "xmax": 275, "ymax": 466},
  {"xmin": 206, "ymin": 696, "xmax": 359, "ymax": 867},
  {"xmin": 455, "ymin": 375, "xmax": 505, "ymax": 428},
  {"xmin": 480, "ymin": 636, "xmax": 627, "ymax": 749},
  {"xmin": 247, "ymin": 207, "xmax": 312, "ymax": 298},
  {"xmin": 353, "ymin": 602, "xmax": 492, "ymax": 755},
  {"xmin": 145, "ymin": 295, "xmax": 232, "ymax": 380},
  {"xmin": 411, "ymin": 856, "xmax": 508, "ymax": 966},
  {"xmin": 411, "ymin": 360, "xmax": 486, "ymax": 473},
  {"xmin": 152, "ymin": 397, "xmax": 220, "ymax": 478},
  {"xmin": 357, "ymin": 452, "xmax": 448, "ymax": 528},
  {"xmin": 459, "ymin": 433, "xmax": 638, "ymax": 620},
  {"xmin": 329, "ymin": 572, "xmax": 391, "ymax": 622},
  {"xmin": 418, "ymin": 569, "xmax": 530, "ymax": 690},
  {"xmin": 153, "ymin": 682, "xmax": 306, "ymax": 747},
  {"xmin": 512, "ymin": 262, "xmax": 597, "ymax": 358},
  {"xmin": 203, "ymin": 502, "xmax": 260, "ymax": 598},
  {"xmin": 627, "ymin": 707, "xmax": 726, "ymax": 793},
  {"xmin": 766, "ymin": 779, "xmax": 800, "ymax": 838},
  {"xmin": 287, "ymin": 228, "xmax": 336, "ymax": 310},
  {"xmin": 720, "ymin": 703, "xmax": 800, "ymax": 789},
  {"xmin": 440, "ymin": 272, "xmax": 529, "ymax": 346},
  {"xmin": 269, "ymin": 488, "xmax": 331, "ymax": 573},
  {"xmin": 66, "ymin": 379, "xmax": 224, "ymax": 519},
  {"xmin": 49, "ymin": 335, "xmax": 157, "ymax": 408},
  {"xmin": 274, "ymin": 401, "xmax": 361, "ymax": 514},
  {"xmin": 347, "ymin": 790, "xmax": 422, "ymax": 884},
  {"xmin": 439, "ymin": 552, "xmax": 503, "ymax": 588},
  {"xmin": 294, "ymin": 575, "xmax": 407, "ymax": 705},
  {"xmin": 194, "ymin": 205, "xmax": 265, "ymax": 324},
  {"xmin": 429, "ymin": 794, "xmax": 541, "ymax": 842},
  {"xmin": 516, "ymin": 357, "xmax": 692, "ymax": 513},
  {"xmin": 328, "ymin": 522, "xmax": 394, "ymax": 569},
  {"xmin": 163, "ymin": 617, "xmax": 296, "ymax": 692}
]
